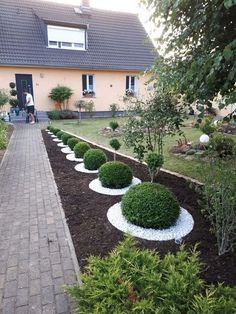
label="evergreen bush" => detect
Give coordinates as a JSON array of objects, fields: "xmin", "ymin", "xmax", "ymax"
[
  {"xmin": 74, "ymin": 142, "xmax": 91, "ymax": 158},
  {"xmin": 209, "ymin": 134, "xmax": 235, "ymax": 159},
  {"xmin": 66, "ymin": 236, "xmax": 236, "ymax": 313},
  {"xmin": 122, "ymin": 182, "xmax": 180, "ymax": 229},
  {"xmin": 84, "ymin": 149, "xmax": 107, "ymax": 170},
  {"xmin": 98, "ymin": 161, "xmax": 133, "ymax": 188},
  {"xmin": 67, "ymin": 137, "xmax": 80, "ymax": 150},
  {"xmin": 56, "ymin": 131, "xmax": 64, "ymax": 139},
  {"xmin": 61, "ymin": 133, "xmax": 73, "ymax": 145},
  {"xmin": 109, "ymin": 120, "xmax": 119, "ymax": 131},
  {"xmin": 52, "ymin": 128, "xmax": 60, "ymax": 135}
]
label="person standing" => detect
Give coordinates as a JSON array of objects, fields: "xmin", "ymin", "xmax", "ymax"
[{"xmin": 23, "ymin": 90, "xmax": 35, "ymax": 124}]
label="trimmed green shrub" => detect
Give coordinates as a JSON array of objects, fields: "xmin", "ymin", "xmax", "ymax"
[
  {"xmin": 122, "ymin": 182, "xmax": 180, "ymax": 229},
  {"xmin": 109, "ymin": 120, "xmax": 119, "ymax": 131},
  {"xmin": 66, "ymin": 236, "xmax": 236, "ymax": 313},
  {"xmin": 74, "ymin": 142, "xmax": 91, "ymax": 158},
  {"xmin": 0, "ymin": 120, "xmax": 7, "ymax": 149},
  {"xmin": 47, "ymin": 110, "xmax": 77, "ymax": 120},
  {"xmin": 67, "ymin": 137, "xmax": 80, "ymax": 150},
  {"xmin": 109, "ymin": 138, "xmax": 121, "ymax": 160},
  {"xmin": 200, "ymin": 117, "xmax": 216, "ymax": 135},
  {"xmin": 145, "ymin": 152, "xmax": 163, "ymax": 182},
  {"xmin": 209, "ymin": 134, "xmax": 235, "ymax": 159},
  {"xmin": 61, "ymin": 133, "xmax": 73, "ymax": 145},
  {"xmin": 84, "ymin": 149, "xmax": 107, "ymax": 170},
  {"xmin": 46, "ymin": 125, "xmax": 51, "ymax": 131},
  {"xmin": 52, "ymin": 128, "xmax": 60, "ymax": 135},
  {"xmin": 98, "ymin": 161, "xmax": 133, "ymax": 188},
  {"xmin": 56, "ymin": 130, "xmax": 64, "ymax": 139}
]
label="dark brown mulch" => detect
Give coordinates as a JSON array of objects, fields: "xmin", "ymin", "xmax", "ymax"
[
  {"xmin": 0, "ymin": 124, "xmax": 14, "ymax": 164},
  {"xmin": 42, "ymin": 130, "xmax": 236, "ymax": 286}
]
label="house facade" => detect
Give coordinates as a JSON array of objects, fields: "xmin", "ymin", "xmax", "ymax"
[{"xmin": 0, "ymin": 0, "xmax": 155, "ymax": 113}]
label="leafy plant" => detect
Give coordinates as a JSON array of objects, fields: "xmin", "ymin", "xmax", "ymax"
[
  {"xmin": 145, "ymin": 152, "xmax": 163, "ymax": 182},
  {"xmin": 0, "ymin": 89, "xmax": 10, "ymax": 108},
  {"xmin": 66, "ymin": 236, "xmax": 236, "ymax": 313},
  {"xmin": 74, "ymin": 100, "xmax": 86, "ymax": 120},
  {"xmin": 122, "ymin": 182, "xmax": 180, "ymax": 229},
  {"xmin": 209, "ymin": 134, "xmax": 235, "ymax": 159},
  {"xmin": 10, "ymin": 89, "xmax": 17, "ymax": 97},
  {"xmin": 98, "ymin": 161, "xmax": 133, "ymax": 188},
  {"xmin": 73, "ymin": 142, "xmax": 91, "ymax": 158},
  {"xmin": 47, "ymin": 110, "xmax": 77, "ymax": 120},
  {"xmin": 84, "ymin": 149, "xmax": 107, "ymax": 170},
  {"xmin": 48, "ymin": 86, "xmax": 73, "ymax": 110},
  {"xmin": 109, "ymin": 121, "xmax": 119, "ymax": 132},
  {"xmin": 52, "ymin": 128, "xmax": 60, "ymax": 136},
  {"xmin": 84, "ymin": 100, "xmax": 95, "ymax": 118},
  {"xmin": 9, "ymin": 82, "xmax": 15, "ymax": 89},
  {"xmin": 67, "ymin": 137, "xmax": 80, "ymax": 150},
  {"xmin": 0, "ymin": 120, "xmax": 7, "ymax": 149},
  {"xmin": 109, "ymin": 138, "xmax": 121, "ymax": 160},
  {"xmin": 109, "ymin": 103, "xmax": 119, "ymax": 118},
  {"xmin": 200, "ymin": 118, "xmax": 216, "ymax": 135},
  {"xmin": 61, "ymin": 133, "xmax": 73, "ymax": 145},
  {"xmin": 9, "ymin": 98, "xmax": 19, "ymax": 107},
  {"xmin": 56, "ymin": 130, "xmax": 64, "ymax": 139}
]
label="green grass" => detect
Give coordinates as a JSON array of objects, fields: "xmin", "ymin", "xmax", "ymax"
[{"xmin": 50, "ymin": 118, "xmax": 234, "ymax": 181}]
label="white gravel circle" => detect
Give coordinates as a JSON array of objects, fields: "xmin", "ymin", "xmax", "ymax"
[
  {"xmin": 57, "ymin": 143, "xmax": 67, "ymax": 148},
  {"xmin": 51, "ymin": 135, "xmax": 57, "ymax": 138},
  {"xmin": 53, "ymin": 138, "xmax": 62, "ymax": 142},
  {"xmin": 107, "ymin": 202, "xmax": 194, "ymax": 241},
  {"xmin": 89, "ymin": 177, "xmax": 141, "ymax": 195},
  {"xmin": 48, "ymin": 131, "xmax": 53, "ymax": 134},
  {"xmin": 61, "ymin": 147, "xmax": 73, "ymax": 154},
  {"xmin": 74, "ymin": 163, "xmax": 99, "ymax": 174},
  {"xmin": 66, "ymin": 153, "xmax": 83, "ymax": 162}
]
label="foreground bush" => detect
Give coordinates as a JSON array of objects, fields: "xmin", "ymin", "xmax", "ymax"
[
  {"xmin": 122, "ymin": 182, "xmax": 180, "ymax": 229},
  {"xmin": 74, "ymin": 142, "xmax": 91, "ymax": 158},
  {"xmin": 66, "ymin": 236, "xmax": 236, "ymax": 313},
  {"xmin": 52, "ymin": 128, "xmax": 60, "ymax": 135},
  {"xmin": 84, "ymin": 149, "xmax": 107, "ymax": 170},
  {"xmin": 56, "ymin": 130, "xmax": 64, "ymax": 139},
  {"xmin": 209, "ymin": 134, "xmax": 235, "ymax": 159},
  {"xmin": 61, "ymin": 133, "xmax": 73, "ymax": 145},
  {"xmin": 98, "ymin": 161, "xmax": 133, "ymax": 188},
  {"xmin": 0, "ymin": 120, "xmax": 7, "ymax": 150},
  {"xmin": 47, "ymin": 110, "xmax": 77, "ymax": 120},
  {"xmin": 67, "ymin": 137, "xmax": 80, "ymax": 150}
]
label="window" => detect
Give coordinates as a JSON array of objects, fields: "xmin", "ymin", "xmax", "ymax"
[
  {"xmin": 47, "ymin": 25, "xmax": 86, "ymax": 50},
  {"xmin": 82, "ymin": 74, "xmax": 95, "ymax": 96},
  {"xmin": 126, "ymin": 76, "xmax": 137, "ymax": 96}
]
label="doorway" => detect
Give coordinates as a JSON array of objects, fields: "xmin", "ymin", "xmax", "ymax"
[{"xmin": 15, "ymin": 74, "xmax": 34, "ymax": 110}]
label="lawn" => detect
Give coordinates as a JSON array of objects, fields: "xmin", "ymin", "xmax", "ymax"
[{"xmin": 50, "ymin": 117, "xmax": 231, "ymax": 181}]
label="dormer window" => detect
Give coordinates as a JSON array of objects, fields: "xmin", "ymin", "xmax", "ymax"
[{"xmin": 47, "ymin": 25, "xmax": 86, "ymax": 50}]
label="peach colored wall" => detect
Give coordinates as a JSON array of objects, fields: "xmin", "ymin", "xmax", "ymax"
[{"xmin": 0, "ymin": 66, "xmax": 151, "ymax": 112}]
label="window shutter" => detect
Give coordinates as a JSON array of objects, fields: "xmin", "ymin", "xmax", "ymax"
[
  {"xmin": 82, "ymin": 75, "xmax": 87, "ymax": 90},
  {"xmin": 126, "ymin": 76, "xmax": 129, "ymax": 90}
]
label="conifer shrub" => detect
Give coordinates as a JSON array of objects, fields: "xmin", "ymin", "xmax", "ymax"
[
  {"xmin": 56, "ymin": 131, "xmax": 64, "ymax": 139},
  {"xmin": 98, "ymin": 161, "xmax": 133, "ymax": 188},
  {"xmin": 46, "ymin": 125, "xmax": 51, "ymax": 131},
  {"xmin": 67, "ymin": 137, "xmax": 80, "ymax": 150},
  {"xmin": 74, "ymin": 142, "xmax": 91, "ymax": 158},
  {"xmin": 84, "ymin": 149, "xmax": 107, "ymax": 170},
  {"xmin": 209, "ymin": 134, "xmax": 235, "ymax": 159},
  {"xmin": 121, "ymin": 182, "xmax": 180, "ymax": 229},
  {"xmin": 66, "ymin": 236, "xmax": 236, "ymax": 313},
  {"xmin": 52, "ymin": 128, "xmax": 60, "ymax": 135},
  {"xmin": 61, "ymin": 133, "xmax": 73, "ymax": 145}
]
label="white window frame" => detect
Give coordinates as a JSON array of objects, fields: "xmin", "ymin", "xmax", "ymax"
[
  {"xmin": 82, "ymin": 74, "xmax": 95, "ymax": 96},
  {"xmin": 47, "ymin": 25, "xmax": 86, "ymax": 51},
  {"xmin": 126, "ymin": 75, "xmax": 138, "ymax": 96}
]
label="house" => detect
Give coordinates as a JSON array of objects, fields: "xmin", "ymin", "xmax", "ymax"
[{"xmin": 0, "ymin": 0, "xmax": 156, "ymax": 115}]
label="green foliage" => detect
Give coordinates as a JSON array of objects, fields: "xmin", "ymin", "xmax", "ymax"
[
  {"xmin": 122, "ymin": 182, "xmax": 180, "ymax": 229},
  {"xmin": 47, "ymin": 110, "xmax": 77, "ymax": 120},
  {"xmin": 9, "ymin": 98, "xmax": 19, "ymax": 107},
  {"xmin": 145, "ymin": 152, "xmax": 164, "ymax": 182},
  {"xmin": 200, "ymin": 118, "xmax": 216, "ymax": 135},
  {"xmin": 200, "ymin": 157, "xmax": 236, "ymax": 255},
  {"xmin": 142, "ymin": 0, "xmax": 236, "ymax": 108},
  {"xmin": 10, "ymin": 89, "xmax": 17, "ymax": 97},
  {"xmin": 98, "ymin": 161, "xmax": 133, "ymax": 188},
  {"xmin": 109, "ymin": 138, "xmax": 121, "ymax": 160},
  {"xmin": 124, "ymin": 93, "xmax": 184, "ymax": 161},
  {"xmin": 9, "ymin": 82, "xmax": 15, "ymax": 89},
  {"xmin": 52, "ymin": 128, "xmax": 60, "ymax": 136},
  {"xmin": 109, "ymin": 120, "xmax": 119, "ymax": 132},
  {"xmin": 186, "ymin": 149, "xmax": 197, "ymax": 155},
  {"xmin": 209, "ymin": 134, "xmax": 235, "ymax": 159},
  {"xmin": 109, "ymin": 103, "xmax": 120, "ymax": 118},
  {"xmin": 56, "ymin": 130, "xmax": 64, "ymax": 139},
  {"xmin": 48, "ymin": 86, "xmax": 73, "ymax": 110},
  {"xmin": 67, "ymin": 137, "xmax": 80, "ymax": 150},
  {"xmin": 66, "ymin": 236, "xmax": 236, "ymax": 313},
  {"xmin": 61, "ymin": 133, "xmax": 73, "ymax": 145},
  {"xmin": 46, "ymin": 125, "xmax": 51, "ymax": 131},
  {"xmin": 0, "ymin": 120, "xmax": 7, "ymax": 149},
  {"xmin": 73, "ymin": 142, "xmax": 91, "ymax": 158},
  {"xmin": 84, "ymin": 100, "xmax": 95, "ymax": 118},
  {"xmin": 84, "ymin": 149, "xmax": 107, "ymax": 170},
  {"xmin": 0, "ymin": 89, "xmax": 10, "ymax": 107}
]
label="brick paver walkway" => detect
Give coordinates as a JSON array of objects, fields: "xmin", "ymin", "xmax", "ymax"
[{"xmin": 0, "ymin": 124, "xmax": 79, "ymax": 314}]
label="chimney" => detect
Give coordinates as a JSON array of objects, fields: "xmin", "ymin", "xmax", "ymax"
[{"xmin": 81, "ymin": 0, "xmax": 90, "ymax": 7}]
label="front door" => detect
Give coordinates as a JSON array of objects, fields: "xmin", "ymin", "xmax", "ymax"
[{"xmin": 15, "ymin": 74, "xmax": 34, "ymax": 110}]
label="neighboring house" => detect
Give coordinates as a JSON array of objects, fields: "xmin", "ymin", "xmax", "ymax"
[{"xmin": 0, "ymin": 0, "xmax": 156, "ymax": 114}]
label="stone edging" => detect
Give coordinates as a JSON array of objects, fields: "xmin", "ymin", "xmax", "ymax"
[{"xmin": 62, "ymin": 130, "xmax": 203, "ymax": 186}]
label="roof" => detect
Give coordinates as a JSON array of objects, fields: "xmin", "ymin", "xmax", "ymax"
[{"xmin": 0, "ymin": 0, "xmax": 156, "ymax": 71}]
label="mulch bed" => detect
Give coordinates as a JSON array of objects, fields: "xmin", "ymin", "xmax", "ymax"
[
  {"xmin": 42, "ymin": 130, "xmax": 236, "ymax": 286},
  {"xmin": 0, "ymin": 124, "xmax": 14, "ymax": 164}
]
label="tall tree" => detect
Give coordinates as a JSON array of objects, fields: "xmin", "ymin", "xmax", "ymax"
[{"xmin": 142, "ymin": 0, "xmax": 236, "ymax": 110}]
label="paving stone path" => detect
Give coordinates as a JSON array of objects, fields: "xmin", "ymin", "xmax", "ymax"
[{"xmin": 0, "ymin": 124, "xmax": 80, "ymax": 314}]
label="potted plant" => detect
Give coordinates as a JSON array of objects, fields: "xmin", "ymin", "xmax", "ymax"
[
  {"xmin": 49, "ymin": 85, "xmax": 73, "ymax": 110},
  {"xmin": 82, "ymin": 89, "xmax": 95, "ymax": 97},
  {"xmin": 125, "ymin": 89, "xmax": 135, "ymax": 97}
]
